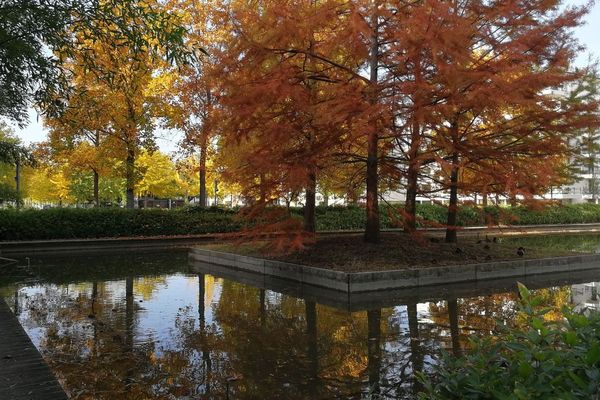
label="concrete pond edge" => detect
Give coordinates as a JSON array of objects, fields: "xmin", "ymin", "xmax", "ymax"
[{"xmin": 189, "ymin": 248, "xmax": 600, "ymax": 293}]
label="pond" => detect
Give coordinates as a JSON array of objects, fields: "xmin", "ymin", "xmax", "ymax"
[{"xmin": 2, "ymin": 235, "xmax": 600, "ymax": 400}]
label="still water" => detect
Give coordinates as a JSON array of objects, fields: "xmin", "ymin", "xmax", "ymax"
[{"xmin": 1, "ymin": 239, "xmax": 600, "ymax": 400}]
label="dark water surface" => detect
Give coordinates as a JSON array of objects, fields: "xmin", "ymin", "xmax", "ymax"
[{"xmin": 1, "ymin": 236, "xmax": 600, "ymax": 399}]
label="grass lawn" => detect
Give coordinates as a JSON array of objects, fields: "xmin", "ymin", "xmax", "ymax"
[{"xmin": 203, "ymin": 232, "xmax": 580, "ymax": 272}]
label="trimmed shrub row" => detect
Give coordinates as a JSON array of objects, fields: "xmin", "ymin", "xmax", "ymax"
[
  {"xmin": 0, "ymin": 207, "xmax": 241, "ymax": 241},
  {"xmin": 3, "ymin": 203, "xmax": 600, "ymax": 241},
  {"xmin": 314, "ymin": 203, "xmax": 600, "ymax": 231}
]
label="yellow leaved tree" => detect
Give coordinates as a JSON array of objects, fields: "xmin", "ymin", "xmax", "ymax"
[{"xmin": 136, "ymin": 150, "xmax": 184, "ymax": 204}]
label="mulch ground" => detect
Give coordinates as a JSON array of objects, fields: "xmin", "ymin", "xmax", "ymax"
[{"xmin": 207, "ymin": 232, "xmax": 578, "ymax": 272}]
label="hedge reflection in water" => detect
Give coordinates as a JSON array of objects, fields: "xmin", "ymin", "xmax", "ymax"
[{"xmin": 1, "ymin": 250, "xmax": 577, "ymax": 399}]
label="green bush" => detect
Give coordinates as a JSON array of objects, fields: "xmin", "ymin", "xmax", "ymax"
[
  {"xmin": 419, "ymin": 284, "xmax": 600, "ymax": 399},
  {"xmin": 0, "ymin": 182, "xmax": 18, "ymax": 203}
]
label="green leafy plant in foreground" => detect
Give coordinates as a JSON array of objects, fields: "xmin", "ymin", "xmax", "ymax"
[{"xmin": 419, "ymin": 283, "xmax": 600, "ymax": 400}]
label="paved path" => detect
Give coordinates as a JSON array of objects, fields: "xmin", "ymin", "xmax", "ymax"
[
  {"xmin": 2, "ymin": 223, "xmax": 600, "ymax": 255},
  {"xmin": 0, "ymin": 299, "xmax": 68, "ymax": 400},
  {"xmin": 422, "ymin": 223, "xmax": 600, "ymax": 237}
]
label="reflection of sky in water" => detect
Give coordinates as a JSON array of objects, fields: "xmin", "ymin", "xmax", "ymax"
[
  {"xmin": 19, "ymin": 275, "xmax": 227, "ymax": 357},
  {"xmin": 135, "ymin": 275, "xmax": 223, "ymax": 353}
]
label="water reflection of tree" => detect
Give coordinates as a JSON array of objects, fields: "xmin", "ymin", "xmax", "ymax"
[
  {"xmin": 13, "ymin": 271, "xmax": 575, "ymax": 400},
  {"xmin": 428, "ymin": 293, "xmax": 518, "ymax": 347},
  {"xmin": 14, "ymin": 278, "xmax": 177, "ymax": 399},
  {"xmin": 204, "ymin": 280, "xmax": 421, "ymax": 399},
  {"xmin": 427, "ymin": 286, "xmax": 572, "ymax": 352}
]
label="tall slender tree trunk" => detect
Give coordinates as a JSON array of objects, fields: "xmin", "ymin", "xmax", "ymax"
[
  {"xmin": 125, "ymin": 146, "xmax": 135, "ymax": 209},
  {"xmin": 304, "ymin": 169, "xmax": 317, "ymax": 233},
  {"xmin": 259, "ymin": 173, "xmax": 267, "ymax": 204},
  {"xmin": 93, "ymin": 130, "xmax": 100, "ymax": 208},
  {"xmin": 259, "ymin": 288, "xmax": 266, "ymax": 328},
  {"xmin": 365, "ymin": 2, "xmax": 381, "ymax": 243},
  {"xmin": 14, "ymin": 156, "xmax": 20, "ymax": 209},
  {"xmin": 14, "ymin": 285, "xmax": 19, "ymax": 316},
  {"xmin": 198, "ymin": 274, "xmax": 205, "ymax": 326},
  {"xmin": 404, "ymin": 55, "xmax": 423, "ymax": 234},
  {"xmin": 93, "ymin": 169, "xmax": 99, "ymax": 208},
  {"xmin": 407, "ymin": 302, "xmax": 423, "ymax": 394},
  {"xmin": 445, "ymin": 121, "xmax": 461, "ymax": 243},
  {"xmin": 447, "ymin": 298, "xmax": 461, "ymax": 356},
  {"xmin": 198, "ymin": 274, "xmax": 212, "ymax": 393},
  {"xmin": 91, "ymin": 281, "xmax": 98, "ymax": 315},
  {"xmin": 199, "ymin": 130, "xmax": 208, "ymax": 208},
  {"xmin": 367, "ymin": 309, "xmax": 381, "ymax": 395},
  {"xmin": 404, "ymin": 160, "xmax": 419, "ymax": 233},
  {"xmin": 305, "ymin": 300, "xmax": 318, "ymax": 394},
  {"xmin": 125, "ymin": 277, "xmax": 134, "ymax": 351},
  {"xmin": 366, "ymin": 133, "xmax": 380, "ymax": 242},
  {"xmin": 304, "ymin": 3, "xmax": 318, "ymax": 235},
  {"xmin": 445, "ymin": 151, "xmax": 460, "ymax": 243}
]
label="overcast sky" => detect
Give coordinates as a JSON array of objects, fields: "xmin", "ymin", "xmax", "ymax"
[{"xmin": 9, "ymin": 0, "xmax": 600, "ymax": 153}]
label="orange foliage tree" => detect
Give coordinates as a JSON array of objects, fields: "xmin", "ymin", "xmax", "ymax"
[
  {"xmin": 215, "ymin": 0, "xmax": 369, "ymax": 238},
  {"xmin": 418, "ymin": 0, "xmax": 597, "ymax": 242}
]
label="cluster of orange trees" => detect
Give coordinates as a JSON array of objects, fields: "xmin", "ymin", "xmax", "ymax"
[{"xmin": 24, "ymin": 0, "xmax": 600, "ymax": 243}]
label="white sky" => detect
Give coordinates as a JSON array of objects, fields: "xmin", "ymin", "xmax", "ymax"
[{"xmin": 8, "ymin": 0, "xmax": 600, "ymax": 153}]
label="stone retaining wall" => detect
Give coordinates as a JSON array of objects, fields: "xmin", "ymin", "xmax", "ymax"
[{"xmin": 189, "ymin": 248, "xmax": 600, "ymax": 293}]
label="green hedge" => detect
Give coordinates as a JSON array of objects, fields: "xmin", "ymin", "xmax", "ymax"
[
  {"xmin": 314, "ymin": 203, "xmax": 600, "ymax": 230},
  {"xmin": 3, "ymin": 203, "xmax": 600, "ymax": 241},
  {"xmin": 0, "ymin": 207, "xmax": 241, "ymax": 240},
  {"xmin": 416, "ymin": 203, "xmax": 600, "ymax": 227}
]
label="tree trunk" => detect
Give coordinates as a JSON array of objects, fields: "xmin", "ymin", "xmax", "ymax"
[
  {"xmin": 304, "ymin": 6, "xmax": 318, "ymax": 235},
  {"xmin": 259, "ymin": 173, "xmax": 267, "ymax": 204},
  {"xmin": 404, "ymin": 54, "xmax": 423, "ymax": 234},
  {"xmin": 447, "ymin": 298, "xmax": 461, "ymax": 356},
  {"xmin": 199, "ymin": 131, "xmax": 208, "ymax": 208},
  {"xmin": 125, "ymin": 277, "xmax": 134, "ymax": 351},
  {"xmin": 365, "ymin": 3, "xmax": 380, "ymax": 243},
  {"xmin": 365, "ymin": 134, "xmax": 380, "ymax": 242},
  {"xmin": 445, "ymin": 151, "xmax": 460, "ymax": 243},
  {"xmin": 347, "ymin": 190, "xmax": 358, "ymax": 205},
  {"xmin": 93, "ymin": 169, "xmax": 99, "ymax": 208},
  {"xmin": 93, "ymin": 130, "xmax": 100, "ymax": 208},
  {"xmin": 367, "ymin": 309, "xmax": 381, "ymax": 395},
  {"xmin": 305, "ymin": 300, "xmax": 318, "ymax": 394},
  {"xmin": 404, "ymin": 161, "xmax": 419, "ymax": 233},
  {"xmin": 198, "ymin": 274, "xmax": 205, "ymax": 326},
  {"xmin": 304, "ymin": 169, "xmax": 317, "ymax": 233},
  {"xmin": 125, "ymin": 147, "xmax": 135, "ymax": 209},
  {"xmin": 509, "ymin": 193, "xmax": 517, "ymax": 207},
  {"xmin": 407, "ymin": 302, "xmax": 423, "ymax": 394},
  {"xmin": 14, "ymin": 156, "xmax": 20, "ymax": 209},
  {"xmin": 259, "ymin": 289, "xmax": 266, "ymax": 328}
]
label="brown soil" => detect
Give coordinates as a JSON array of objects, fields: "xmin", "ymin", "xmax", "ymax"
[{"xmin": 205, "ymin": 232, "xmax": 579, "ymax": 273}]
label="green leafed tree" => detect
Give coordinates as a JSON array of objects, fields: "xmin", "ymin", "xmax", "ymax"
[{"xmin": 1, "ymin": 0, "xmax": 191, "ymax": 130}]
